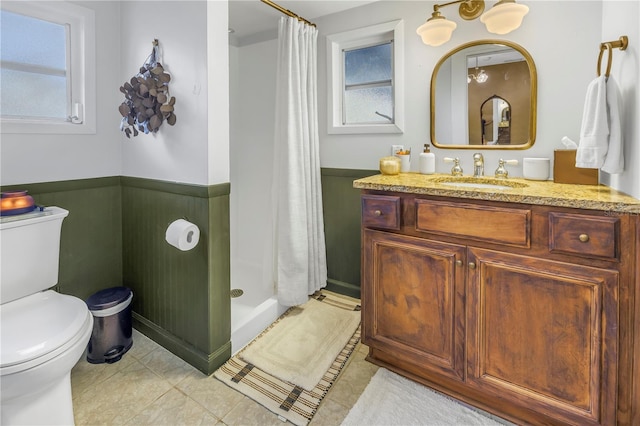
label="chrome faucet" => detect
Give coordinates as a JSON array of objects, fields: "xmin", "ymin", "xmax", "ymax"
[{"xmin": 472, "ymin": 153, "xmax": 484, "ymax": 177}]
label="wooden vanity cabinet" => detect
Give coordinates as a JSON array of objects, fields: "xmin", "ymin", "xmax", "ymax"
[
  {"xmin": 362, "ymin": 229, "xmax": 466, "ymax": 382},
  {"xmin": 361, "ymin": 191, "xmax": 639, "ymax": 426},
  {"xmin": 466, "ymin": 248, "xmax": 619, "ymax": 425}
]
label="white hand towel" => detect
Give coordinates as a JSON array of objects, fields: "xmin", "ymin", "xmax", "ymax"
[
  {"xmin": 576, "ymin": 75, "xmax": 608, "ymax": 169},
  {"xmin": 601, "ymin": 76, "xmax": 624, "ymax": 174}
]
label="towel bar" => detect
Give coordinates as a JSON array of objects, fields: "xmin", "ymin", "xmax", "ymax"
[{"xmin": 597, "ymin": 35, "xmax": 628, "ymax": 77}]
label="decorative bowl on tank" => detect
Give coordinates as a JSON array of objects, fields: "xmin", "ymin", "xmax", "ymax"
[{"xmin": 1, "ymin": 191, "xmax": 36, "ymax": 216}]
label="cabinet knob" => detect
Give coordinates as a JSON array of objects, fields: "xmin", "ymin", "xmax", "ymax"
[
  {"xmin": 456, "ymin": 260, "xmax": 462, "ymax": 267},
  {"xmin": 579, "ymin": 234, "xmax": 590, "ymax": 243},
  {"xmin": 469, "ymin": 262, "xmax": 476, "ymax": 270},
  {"xmin": 374, "ymin": 210, "xmax": 382, "ymax": 216}
]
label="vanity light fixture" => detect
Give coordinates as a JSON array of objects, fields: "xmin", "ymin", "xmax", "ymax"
[
  {"xmin": 468, "ymin": 57, "xmax": 488, "ymax": 83},
  {"xmin": 475, "ymin": 69, "xmax": 488, "ymax": 82},
  {"xmin": 480, "ymin": 0, "xmax": 529, "ymax": 34},
  {"xmin": 416, "ymin": 0, "xmax": 529, "ymax": 47}
]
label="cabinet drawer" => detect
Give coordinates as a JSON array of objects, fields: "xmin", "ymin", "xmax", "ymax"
[
  {"xmin": 549, "ymin": 212, "xmax": 619, "ymax": 260},
  {"xmin": 362, "ymin": 195, "xmax": 401, "ymax": 230},
  {"xmin": 415, "ymin": 200, "xmax": 530, "ymax": 247}
]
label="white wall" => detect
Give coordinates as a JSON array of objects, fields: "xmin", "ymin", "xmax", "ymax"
[
  {"xmin": 316, "ymin": 1, "xmax": 599, "ymax": 170},
  {"xmin": 229, "ymin": 39, "xmax": 278, "ymax": 295},
  {"xmin": 312, "ymin": 1, "xmax": 638, "ymax": 197},
  {"xmin": 120, "ymin": 0, "xmax": 228, "ymax": 185},
  {"xmin": 1, "ymin": 0, "xmax": 229, "ymax": 187},
  {"xmin": 601, "ymin": 0, "xmax": 639, "ymax": 198},
  {"xmin": 207, "ymin": 1, "xmax": 230, "ymax": 185},
  {"xmin": 0, "ymin": 1, "xmax": 122, "ymax": 186},
  {"xmin": 2, "ymin": 0, "xmax": 634, "ymax": 195}
]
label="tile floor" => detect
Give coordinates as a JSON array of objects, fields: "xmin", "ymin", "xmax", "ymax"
[{"xmin": 71, "ymin": 329, "xmax": 379, "ymax": 425}]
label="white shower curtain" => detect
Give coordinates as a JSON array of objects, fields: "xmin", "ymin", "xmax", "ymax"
[{"xmin": 272, "ymin": 17, "xmax": 327, "ymax": 307}]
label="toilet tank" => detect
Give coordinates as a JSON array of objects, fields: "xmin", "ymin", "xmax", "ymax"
[{"xmin": 0, "ymin": 206, "xmax": 69, "ymax": 304}]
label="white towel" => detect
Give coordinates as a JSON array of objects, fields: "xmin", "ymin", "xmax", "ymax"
[
  {"xmin": 601, "ymin": 76, "xmax": 623, "ymax": 174},
  {"xmin": 576, "ymin": 75, "xmax": 608, "ymax": 169},
  {"xmin": 576, "ymin": 75, "xmax": 624, "ymax": 173}
]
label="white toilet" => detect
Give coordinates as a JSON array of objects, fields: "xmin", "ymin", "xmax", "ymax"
[{"xmin": 1, "ymin": 206, "xmax": 94, "ymax": 425}]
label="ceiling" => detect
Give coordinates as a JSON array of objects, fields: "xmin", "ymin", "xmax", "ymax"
[{"xmin": 229, "ymin": 0, "xmax": 378, "ymax": 45}]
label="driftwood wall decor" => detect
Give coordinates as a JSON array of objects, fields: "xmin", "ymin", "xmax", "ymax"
[{"xmin": 119, "ymin": 39, "xmax": 176, "ymax": 138}]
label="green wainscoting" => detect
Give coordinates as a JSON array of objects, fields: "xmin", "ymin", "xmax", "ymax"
[
  {"xmin": 321, "ymin": 168, "xmax": 377, "ymax": 299},
  {"xmin": 2, "ymin": 177, "xmax": 230, "ymax": 375},
  {"xmin": 2, "ymin": 178, "xmax": 123, "ymax": 300},
  {"xmin": 3, "ymin": 169, "xmax": 369, "ymax": 373},
  {"xmin": 121, "ymin": 177, "xmax": 230, "ymax": 374}
]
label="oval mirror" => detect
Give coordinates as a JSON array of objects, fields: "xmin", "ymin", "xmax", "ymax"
[{"xmin": 430, "ymin": 40, "xmax": 537, "ymax": 149}]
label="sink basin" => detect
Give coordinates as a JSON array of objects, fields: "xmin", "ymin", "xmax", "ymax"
[
  {"xmin": 433, "ymin": 177, "xmax": 528, "ymax": 191},
  {"xmin": 440, "ymin": 181, "xmax": 515, "ymax": 190}
]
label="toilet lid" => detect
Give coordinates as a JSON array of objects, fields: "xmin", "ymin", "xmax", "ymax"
[{"xmin": 0, "ymin": 290, "xmax": 90, "ymax": 368}]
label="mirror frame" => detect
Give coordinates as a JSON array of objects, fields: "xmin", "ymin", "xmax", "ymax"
[{"xmin": 430, "ymin": 39, "xmax": 537, "ymax": 149}]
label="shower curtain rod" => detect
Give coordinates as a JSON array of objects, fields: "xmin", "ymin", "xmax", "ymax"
[{"xmin": 260, "ymin": 0, "xmax": 316, "ymax": 27}]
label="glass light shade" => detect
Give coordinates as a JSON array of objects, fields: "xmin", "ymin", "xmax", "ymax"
[
  {"xmin": 416, "ymin": 18, "xmax": 457, "ymax": 47},
  {"xmin": 480, "ymin": 2, "xmax": 529, "ymax": 35},
  {"xmin": 475, "ymin": 70, "xmax": 488, "ymax": 83}
]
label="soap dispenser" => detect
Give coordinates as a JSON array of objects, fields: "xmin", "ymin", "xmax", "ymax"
[{"xmin": 419, "ymin": 144, "xmax": 436, "ymax": 174}]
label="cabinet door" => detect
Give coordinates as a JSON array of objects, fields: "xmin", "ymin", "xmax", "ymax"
[
  {"xmin": 362, "ymin": 229, "xmax": 466, "ymax": 381},
  {"xmin": 467, "ymin": 247, "xmax": 619, "ymax": 425}
]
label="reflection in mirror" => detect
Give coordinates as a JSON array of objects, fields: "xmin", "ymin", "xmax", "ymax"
[
  {"xmin": 480, "ymin": 95, "xmax": 510, "ymax": 145},
  {"xmin": 431, "ymin": 40, "xmax": 537, "ymax": 149}
]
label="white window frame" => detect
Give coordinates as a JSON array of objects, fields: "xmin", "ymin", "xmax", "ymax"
[
  {"xmin": 1, "ymin": 1, "xmax": 96, "ymax": 134},
  {"xmin": 326, "ymin": 20, "xmax": 404, "ymax": 134}
]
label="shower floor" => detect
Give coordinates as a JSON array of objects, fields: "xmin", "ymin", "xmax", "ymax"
[{"xmin": 231, "ymin": 296, "xmax": 286, "ymax": 354}]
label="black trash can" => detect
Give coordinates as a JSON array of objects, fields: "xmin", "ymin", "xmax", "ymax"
[{"xmin": 86, "ymin": 287, "xmax": 133, "ymax": 364}]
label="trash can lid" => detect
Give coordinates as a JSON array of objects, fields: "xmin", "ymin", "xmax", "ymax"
[{"xmin": 86, "ymin": 286, "xmax": 132, "ymax": 310}]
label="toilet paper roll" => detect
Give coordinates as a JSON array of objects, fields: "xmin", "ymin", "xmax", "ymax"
[{"xmin": 165, "ymin": 219, "xmax": 200, "ymax": 251}]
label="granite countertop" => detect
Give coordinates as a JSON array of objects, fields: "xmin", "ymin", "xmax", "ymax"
[{"xmin": 353, "ymin": 173, "xmax": 640, "ymax": 214}]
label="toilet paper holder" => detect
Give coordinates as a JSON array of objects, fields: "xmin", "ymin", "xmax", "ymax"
[
  {"xmin": 166, "ymin": 216, "xmax": 190, "ymax": 225},
  {"xmin": 165, "ymin": 217, "xmax": 200, "ymax": 251}
]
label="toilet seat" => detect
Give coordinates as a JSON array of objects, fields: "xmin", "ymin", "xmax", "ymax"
[{"xmin": 0, "ymin": 290, "xmax": 92, "ymax": 375}]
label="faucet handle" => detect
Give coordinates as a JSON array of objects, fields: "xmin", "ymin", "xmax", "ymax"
[
  {"xmin": 495, "ymin": 159, "xmax": 518, "ymax": 179},
  {"xmin": 443, "ymin": 157, "xmax": 463, "ymax": 176}
]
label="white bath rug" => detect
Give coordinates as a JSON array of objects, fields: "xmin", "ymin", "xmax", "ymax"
[
  {"xmin": 342, "ymin": 368, "xmax": 510, "ymax": 426},
  {"xmin": 239, "ymin": 291, "xmax": 361, "ymax": 391},
  {"xmin": 214, "ymin": 291, "xmax": 361, "ymax": 426}
]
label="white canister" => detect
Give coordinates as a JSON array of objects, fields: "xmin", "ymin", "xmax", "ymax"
[
  {"xmin": 394, "ymin": 148, "xmax": 411, "ymax": 173},
  {"xmin": 523, "ymin": 158, "xmax": 550, "ymax": 181},
  {"xmin": 398, "ymin": 155, "xmax": 410, "ymax": 173}
]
